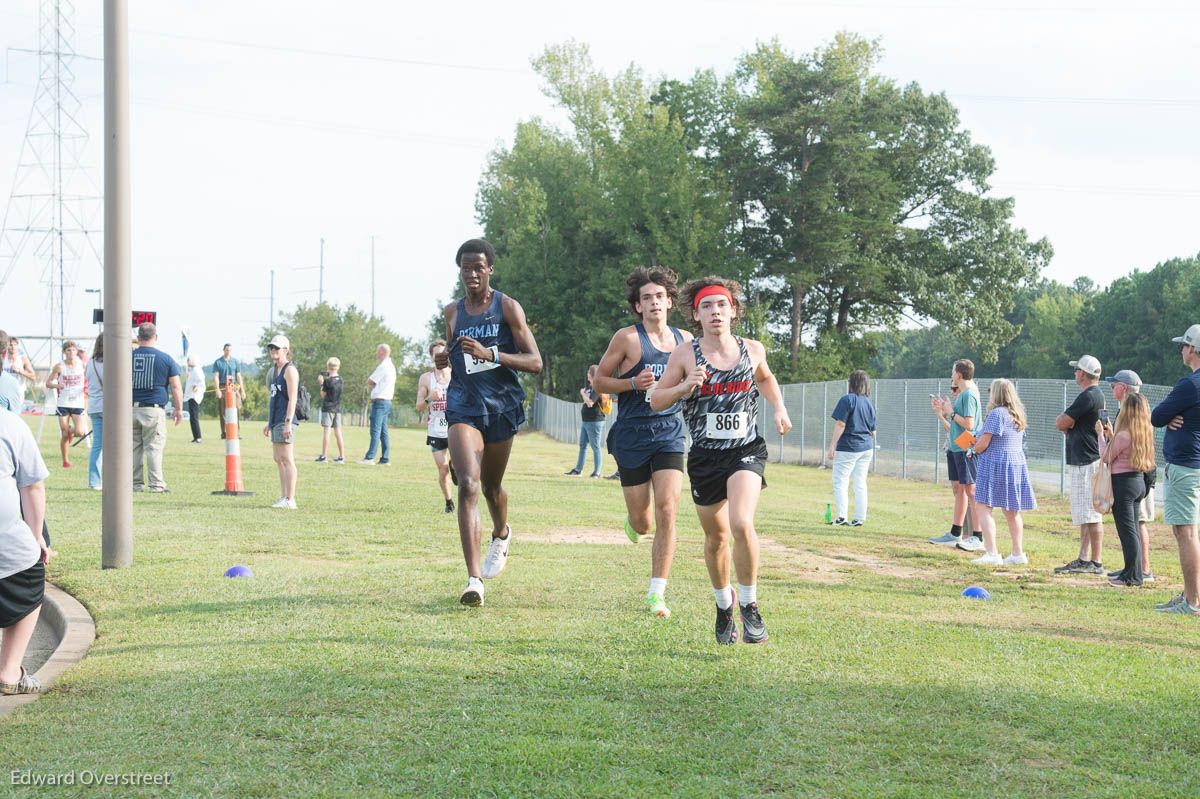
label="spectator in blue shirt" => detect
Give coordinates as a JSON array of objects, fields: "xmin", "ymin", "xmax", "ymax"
[
  {"xmin": 826, "ymin": 370, "xmax": 876, "ymax": 526},
  {"xmin": 131, "ymin": 323, "xmax": 183, "ymax": 493},
  {"xmin": 1149, "ymin": 323, "xmax": 1200, "ymax": 615}
]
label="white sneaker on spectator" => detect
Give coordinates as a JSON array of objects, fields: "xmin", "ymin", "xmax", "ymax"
[
  {"xmin": 271, "ymin": 497, "xmax": 289, "ymax": 509},
  {"xmin": 1002, "ymin": 553, "xmax": 1028, "ymax": 565},
  {"xmin": 956, "ymin": 535, "xmax": 984, "ymax": 552},
  {"xmin": 972, "ymin": 552, "xmax": 1002, "ymax": 565}
]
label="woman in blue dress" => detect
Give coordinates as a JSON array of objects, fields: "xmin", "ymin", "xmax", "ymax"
[{"xmin": 971, "ymin": 379, "xmax": 1036, "ymax": 566}]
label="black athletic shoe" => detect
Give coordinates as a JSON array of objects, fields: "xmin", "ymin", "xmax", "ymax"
[
  {"xmin": 740, "ymin": 602, "xmax": 769, "ymax": 643},
  {"xmin": 715, "ymin": 593, "xmax": 739, "ymax": 645},
  {"xmin": 605, "ymin": 471, "xmax": 620, "ymax": 480},
  {"xmin": 564, "ymin": 468, "xmax": 582, "ymax": 475},
  {"xmin": 445, "ymin": 499, "xmax": 455, "ymax": 514}
]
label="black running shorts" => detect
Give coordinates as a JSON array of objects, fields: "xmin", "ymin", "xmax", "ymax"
[
  {"xmin": 618, "ymin": 450, "xmax": 684, "ymax": 487},
  {"xmin": 686, "ymin": 437, "xmax": 768, "ymax": 506},
  {"xmin": 0, "ymin": 561, "xmax": 44, "ymax": 628}
]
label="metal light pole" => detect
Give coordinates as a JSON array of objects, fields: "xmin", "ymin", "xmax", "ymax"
[
  {"xmin": 370, "ymin": 235, "xmax": 376, "ymax": 318},
  {"xmin": 102, "ymin": 0, "xmax": 132, "ymax": 568}
]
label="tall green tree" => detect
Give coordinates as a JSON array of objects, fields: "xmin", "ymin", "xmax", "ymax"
[
  {"xmin": 475, "ymin": 42, "xmax": 737, "ymax": 397},
  {"xmin": 661, "ymin": 34, "xmax": 1051, "ymax": 375},
  {"xmin": 1077, "ymin": 253, "xmax": 1200, "ymax": 386},
  {"xmin": 257, "ymin": 303, "xmax": 422, "ymax": 420}
]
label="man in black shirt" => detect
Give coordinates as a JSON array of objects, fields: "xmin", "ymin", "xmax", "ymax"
[
  {"xmin": 1054, "ymin": 354, "xmax": 1107, "ymax": 574},
  {"xmin": 316, "ymin": 357, "xmax": 345, "ymax": 463}
]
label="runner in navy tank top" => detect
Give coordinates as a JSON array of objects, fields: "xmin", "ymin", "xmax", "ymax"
[
  {"xmin": 434, "ymin": 239, "xmax": 542, "ymax": 608},
  {"xmin": 652, "ymin": 277, "xmax": 792, "ymax": 645},
  {"xmin": 593, "ymin": 266, "xmax": 693, "ymax": 619}
]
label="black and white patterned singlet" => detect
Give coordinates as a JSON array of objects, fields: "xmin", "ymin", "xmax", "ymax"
[{"xmin": 683, "ymin": 336, "xmax": 759, "ymax": 450}]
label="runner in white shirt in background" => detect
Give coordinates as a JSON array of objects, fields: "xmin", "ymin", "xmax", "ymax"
[
  {"xmin": 416, "ymin": 340, "xmax": 455, "ymax": 514},
  {"xmin": 45, "ymin": 340, "xmax": 89, "ymax": 469}
]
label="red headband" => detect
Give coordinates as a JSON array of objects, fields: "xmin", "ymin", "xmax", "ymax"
[{"xmin": 693, "ymin": 284, "xmax": 733, "ymax": 310}]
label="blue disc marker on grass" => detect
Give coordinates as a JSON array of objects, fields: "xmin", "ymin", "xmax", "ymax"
[
  {"xmin": 962, "ymin": 586, "xmax": 990, "ymax": 600},
  {"xmin": 224, "ymin": 565, "xmax": 253, "ymax": 578}
]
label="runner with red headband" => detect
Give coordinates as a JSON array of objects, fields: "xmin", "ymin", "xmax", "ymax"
[
  {"xmin": 651, "ymin": 276, "xmax": 792, "ymax": 645},
  {"xmin": 592, "ymin": 266, "xmax": 694, "ymax": 619}
]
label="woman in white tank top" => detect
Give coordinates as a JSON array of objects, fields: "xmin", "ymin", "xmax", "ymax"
[
  {"xmin": 415, "ymin": 341, "xmax": 455, "ymax": 514},
  {"xmin": 45, "ymin": 340, "xmax": 89, "ymax": 469}
]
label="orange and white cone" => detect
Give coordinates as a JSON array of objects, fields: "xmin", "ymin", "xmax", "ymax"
[{"xmin": 212, "ymin": 377, "xmax": 255, "ymax": 496}]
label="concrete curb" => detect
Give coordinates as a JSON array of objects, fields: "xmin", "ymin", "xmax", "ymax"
[{"xmin": 0, "ymin": 582, "xmax": 96, "ymax": 718}]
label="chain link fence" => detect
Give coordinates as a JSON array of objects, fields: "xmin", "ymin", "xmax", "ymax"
[{"xmin": 531, "ymin": 378, "xmax": 1173, "ymax": 499}]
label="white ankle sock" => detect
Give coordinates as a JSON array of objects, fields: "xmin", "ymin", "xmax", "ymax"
[
  {"xmin": 648, "ymin": 577, "xmax": 667, "ymax": 597},
  {"xmin": 714, "ymin": 585, "xmax": 733, "ymax": 609},
  {"xmin": 737, "ymin": 583, "xmax": 757, "ymax": 606}
]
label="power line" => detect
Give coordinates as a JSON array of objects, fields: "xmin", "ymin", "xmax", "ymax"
[
  {"xmin": 994, "ymin": 182, "xmax": 1200, "ymax": 200},
  {"xmin": 125, "ymin": 95, "xmax": 495, "ymax": 148},
  {"xmin": 0, "ymin": 9, "xmax": 528, "ymax": 75},
  {"xmin": 950, "ymin": 93, "xmax": 1200, "ymax": 108}
]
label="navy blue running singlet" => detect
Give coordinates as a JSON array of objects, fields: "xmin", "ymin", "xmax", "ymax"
[
  {"xmin": 607, "ymin": 324, "xmax": 687, "ymax": 469},
  {"xmin": 446, "ymin": 290, "xmax": 525, "ymax": 418}
]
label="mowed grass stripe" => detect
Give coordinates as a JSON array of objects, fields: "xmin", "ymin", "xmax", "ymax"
[{"xmin": 1, "ymin": 419, "xmax": 1197, "ymax": 797}]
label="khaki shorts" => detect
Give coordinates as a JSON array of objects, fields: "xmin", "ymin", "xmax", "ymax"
[
  {"xmin": 1136, "ymin": 486, "xmax": 1155, "ymax": 523},
  {"xmin": 270, "ymin": 422, "xmax": 294, "ymax": 444},
  {"xmin": 1068, "ymin": 462, "xmax": 1103, "ymax": 526}
]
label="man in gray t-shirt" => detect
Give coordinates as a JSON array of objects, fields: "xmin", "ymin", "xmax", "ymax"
[
  {"xmin": 0, "ymin": 407, "xmax": 52, "ymax": 693},
  {"xmin": 0, "ymin": 410, "xmax": 48, "ymax": 579}
]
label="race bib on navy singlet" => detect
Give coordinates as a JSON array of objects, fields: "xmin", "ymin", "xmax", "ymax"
[{"xmin": 463, "ymin": 346, "xmax": 501, "ymax": 375}]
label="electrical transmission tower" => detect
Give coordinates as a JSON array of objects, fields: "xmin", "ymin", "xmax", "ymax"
[{"xmin": 0, "ymin": 0, "xmax": 103, "ymax": 343}]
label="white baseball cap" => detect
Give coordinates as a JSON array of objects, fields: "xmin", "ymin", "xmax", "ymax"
[
  {"xmin": 1171, "ymin": 324, "xmax": 1200, "ymax": 349},
  {"xmin": 268, "ymin": 334, "xmax": 290, "ymax": 350},
  {"xmin": 1069, "ymin": 355, "xmax": 1101, "ymax": 377}
]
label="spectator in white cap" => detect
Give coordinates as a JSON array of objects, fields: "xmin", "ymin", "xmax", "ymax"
[
  {"xmin": 1053, "ymin": 354, "xmax": 1108, "ymax": 575},
  {"xmin": 1101, "ymin": 369, "xmax": 1154, "ymax": 581},
  {"xmin": 1149, "ymin": 324, "xmax": 1200, "ymax": 614},
  {"xmin": 263, "ymin": 334, "xmax": 298, "ymax": 509}
]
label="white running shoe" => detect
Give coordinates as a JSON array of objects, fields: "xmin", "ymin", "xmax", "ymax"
[
  {"xmin": 460, "ymin": 580, "xmax": 484, "ymax": 607},
  {"xmin": 956, "ymin": 535, "xmax": 985, "ymax": 552},
  {"xmin": 482, "ymin": 525, "xmax": 511, "ymax": 579},
  {"xmin": 1002, "ymin": 552, "xmax": 1028, "ymax": 565},
  {"xmin": 271, "ymin": 497, "xmax": 289, "ymax": 509},
  {"xmin": 972, "ymin": 552, "xmax": 1003, "ymax": 565},
  {"xmin": 285, "ymin": 498, "xmax": 297, "ymax": 510}
]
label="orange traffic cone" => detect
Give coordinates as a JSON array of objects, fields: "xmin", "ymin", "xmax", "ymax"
[{"xmin": 212, "ymin": 376, "xmax": 255, "ymax": 496}]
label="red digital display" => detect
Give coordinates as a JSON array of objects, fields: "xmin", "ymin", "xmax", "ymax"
[{"xmin": 131, "ymin": 310, "xmax": 157, "ymax": 326}]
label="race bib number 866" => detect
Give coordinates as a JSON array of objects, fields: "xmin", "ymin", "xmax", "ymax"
[{"xmin": 706, "ymin": 412, "xmax": 748, "ymax": 439}]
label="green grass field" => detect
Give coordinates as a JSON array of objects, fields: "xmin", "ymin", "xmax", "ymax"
[{"xmin": 2, "ymin": 417, "xmax": 1198, "ymax": 798}]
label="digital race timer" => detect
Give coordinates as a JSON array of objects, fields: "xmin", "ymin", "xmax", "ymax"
[{"xmin": 90, "ymin": 310, "xmax": 158, "ymax": 326}]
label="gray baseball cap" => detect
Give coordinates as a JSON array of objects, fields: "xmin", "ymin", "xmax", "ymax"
[
  {"xmin": 1171, "ymin": 324, "xmax": 1200, "ymax": 349},
  {"xmin": 1104, "ymin": 369, "xmax": 1142, "ymax": 391}
]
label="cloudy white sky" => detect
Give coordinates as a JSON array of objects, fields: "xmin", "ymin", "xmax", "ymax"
[{"xmin": 1, "ymin": 0, "xmax": 1198, "ymax": 366}]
